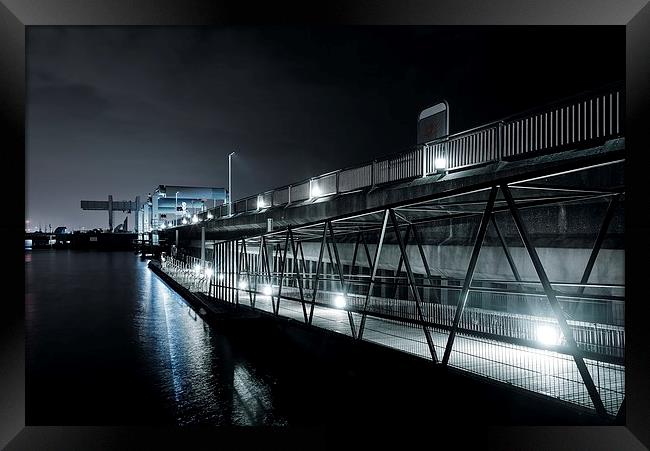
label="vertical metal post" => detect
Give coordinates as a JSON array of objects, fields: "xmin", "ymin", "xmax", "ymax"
[
  {"xmin": 358, "ymin": 210, "xmax": 389, "ymax": 339},
  {"xmin": 108, "ymin": 194, "xmax": 114, "ymax": 232},
  {"xmin": 501, "ymin": 184, "xmax": 607, "ymax": 416},
  {"xmin": 288, "ymin": 228, "xmax": 309, "ymax": 323},
  {"xmin": 442, "ymin": 186, "xmax": 498, "ymax": 365},
  {"xmin": 201, "ymin": 226, "xmax": 206, "ymax": 262},
  {"xmin": 309, "ymin": 223, "xmax": 329, "ymax": 324},
  {"xmin": 260, "ymin": 235, "xmax": 276, "ymax": 313},
  {"xmin": 235, "ymin": 239, "xmax": 240, "ymax": 306},
  {"xmin": 389, "ymin": 209, "xmax": 438, "ymax": 362},
  {"xmin": 275, "ymin": 230, "xmax": 290, "ymax": 315},
  {"xmin": 241, "ymin": 238, "xmax": 253, "ymax": 306},
  {"xmin": 327, "ymin": 222, "xmax": 357, "ymax": 339}
]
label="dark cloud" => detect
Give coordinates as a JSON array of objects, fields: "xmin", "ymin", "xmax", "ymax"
[{"xmin": 26, "ymin": 26, "xmax": 624, "ymax": 231}]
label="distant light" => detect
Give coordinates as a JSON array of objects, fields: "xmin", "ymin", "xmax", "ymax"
[
  {"xmin": 182, "ymin": 218, "xmax": 188, "ymax": 225},
  {"xmin": 218, "ymin": 273, "xmax": 225, "ymax": 281},
  {"xmin": 160, "ymin": 223, "xmax": 166, "ymax": 229},
  {"xmin": 334, "ymin": 294, "xmax": 346, "ymax": 309},
  {"xmin": 207, "ymin": 212, "xmax": 214, "ymax": 219},
  {"xmin": 262, "ymin": 285, "xmax": 273, "ymax": 296},
  {"xmin": 66, "ymin": 240, "xmax": 70, "ymax": 244},
  {"xmin": 435, "ymin": 158, "xmax": 447, "ymax": 171},
  {"xmin": 311, "ymin": 184, "xmax": 321, "ymax": 198},
  {"xmin": 204, "ymin": 268, "xmax": 213, "ymax": 278},
  {"xmin": 258, "ymin": 200, "xmax": 266, "ymax": 209},
  {"xmin": 238, "ymin": 280, "xmax": 248, "ymax": 290},
  {"xmin": 536, "ymin": 324, "xmax": 561, "ymax": 346},
  {"xmin": 192, "ymin": 214, "xmax": 199, "ymax": 224}
]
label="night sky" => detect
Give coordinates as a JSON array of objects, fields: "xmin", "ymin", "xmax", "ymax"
[{"xmin": 26, "ymin": 26, "xmax": 623, "ymax": 231}]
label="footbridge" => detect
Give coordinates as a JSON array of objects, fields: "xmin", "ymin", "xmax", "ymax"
[{"xmin": 157, "ymin": 84, "xmax": 625, "ymax": 420}]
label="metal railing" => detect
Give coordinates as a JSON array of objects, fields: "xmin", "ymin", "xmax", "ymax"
[{"xmin": 188, "ymin": 84, "xmax": 622, "ymax": 224}]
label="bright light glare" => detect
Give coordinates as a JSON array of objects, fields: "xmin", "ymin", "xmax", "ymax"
[
  {"xmin": 182, "ymin": 218, "xmax": 188, "ymax": 225},
  {"xmin": 435, "ymin": 158, "xmax": 447, "ymax": 170},
  {"xmin": 160, "ymin": 222, "xmax": 166, "ymax": 229},
  {"xmin": 311, "ymin": 185, "xmax": 321, "ymax": 198},
  {"xmin": 536, "ymin": 324, "xmax": 561, "ymax": 346},
  {"xmin": 204, "ymin": 268, "xmax": 213, "ymax": 278},
  {"xmin": 192, "ymin": 214, "xmax": 199, "ymax": 223},
  {"xmin": 194, "ymin": 264, "xmax": 202, "ymax": 274},
  {"xmin": 207, "ymin": 213, "xmax": 213, "ymax": 219},
  {"xmin": 262, "ymin": 285, "xmax": 273, "ymax": 296},
  {"xmin": 218, "ymin": 273, "xmax": 225, "ymax": 281},
  {"xmin": 334, "ymin": 294, "xmax": 346, "ymax": 309},
  {"xmin": 238, "ymin": 280, "xmax": 248, "ymax": 290}
]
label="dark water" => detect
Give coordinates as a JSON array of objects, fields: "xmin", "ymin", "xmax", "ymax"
[{"xmin": 26, "ymin": 250, "xmax": 287, "ymax": 425}]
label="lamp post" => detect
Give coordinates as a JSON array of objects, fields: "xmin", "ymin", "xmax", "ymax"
[
  {"xmin": 228, "ymin": 151, "xmax": 235, "ymax": 216},
  {"xmin": 175, "ymin": 191, "xmax": 179, "ymax": 226}
]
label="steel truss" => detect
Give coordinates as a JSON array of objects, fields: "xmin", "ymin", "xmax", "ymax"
[{"xmin": 203, "ymin": 157, "xmax": 624, "ymax": 418}]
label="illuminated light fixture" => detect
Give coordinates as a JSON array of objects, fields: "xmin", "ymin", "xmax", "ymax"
[
  {"xmin": 194, "ymin": 264, "xmax": 202, "ymax": 274},
  {"xmin": 434, "ymin": 158, "xmax": 447, "ymax": 171},
  {"xmin": 536, "ymin": 324, "xmax": 562, "ymax": 346},
  {"xmin": 333, "ymin": 294, "xmax": 346, "ymax": 309},
  {"xmin": 262, "ymin": 285, "xmax": 273, "ymax": 296},
  {"xmin": 218, "ymin": 273, "xmax": 225, "ymax": 281},
  {"xmin": 258, "ymin": 200, "xmax": 266, "ymax": 209},
  {"xmin": 238, "ymin": 280, "xmax": 248, "ymax": 290},
  {"xmin": 204, "ymin": 268, "xmax": 213, "ymax": 278},
  {"xmin": 192, "ymin": 214, "xmax": 199, "ymax": 224},
  {"xmin": 207, "ymin": 212, "xmax": 214, "ymax": 220},
  {"xmin": 182, "ymin": 217, "xmax": 188, "ymax": 225},
  {"xmin": 311, "ymin": 184, "xmax": 321, "ymax": 198},
  {"xmin": 160, "ymin": 222, "xmax": 166, "ymax": 229}
]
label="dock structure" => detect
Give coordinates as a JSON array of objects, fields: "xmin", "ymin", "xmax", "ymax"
[{"xmin": 157, "ymin": 84, "xmax": 625, "ymax": 420}]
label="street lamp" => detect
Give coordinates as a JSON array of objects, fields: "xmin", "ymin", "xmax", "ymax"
[
  {"xmin": 175, "ymin": 191, "xmax": 179, "ymax": 226},
  {"xmin": 228, "ymin": 151, "xmax": 235, "ymax": 216}
]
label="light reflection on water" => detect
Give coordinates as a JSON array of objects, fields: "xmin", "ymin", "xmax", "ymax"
[
  {"xmin": 134, "ymin": 256, "xmax": 287, "ymax": 425},
  {"xmin": 27, "ymin": 250, "xmax": 287, "ymax": 426}
]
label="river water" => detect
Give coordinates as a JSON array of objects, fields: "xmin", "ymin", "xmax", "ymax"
[{"xmin": 25, "ymin": 250, "xmax": 288, "ymax": 426}]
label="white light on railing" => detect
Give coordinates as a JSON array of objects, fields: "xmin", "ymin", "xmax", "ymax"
[
  {"xmin": 434, "ymin": 158, "xmax": 447, "ymax": 171},
  {"xmin": 311, "ymin": 184, "xmax": 321, "ymax": 198},
  {"xmin": 182, "ymin": 217, "xmax": 188, "ymax": 225},
  {"xmin": 218, "ymin": 273, "xmax": 225, "ymax": 281},
  {"xmin": 258, "ymin": 199, "xmax": 266, "ymax": 209},
  {"xmin": 207, "ymin": 212, "xmax": 213, "ymax": 220},
  {"xmin": 262, "ymin": 285, "xmax": 273, "ymax": 296},
  {"xmin": 238, "ymin": 280, "xmax": 248, "ymax": 290},
  {"xmin": 334, "ymin": 294, "xmax": 346, "ymax": 309},
  {"xmin": 204, "ymin": 268, "xmax": 213, "ymax": 278},
  {"xmin": 194, "ymin": 264, "xmax": 202, "ymax": 274},
  {"xmin": 160, "ymin": 222, "xmax": 166, "ymax": 229},
  {"xmin": 192, "ymin": 214, "xmax": 199, "ymax": 224},
  {"xmin": 536, "ymin": 324, "xmax": 562, "ymax": 346}
]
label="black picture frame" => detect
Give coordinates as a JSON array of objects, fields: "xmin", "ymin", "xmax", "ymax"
[{"xmin": 3, "ymin": 1, "xmax": 649, "ymax": 449}]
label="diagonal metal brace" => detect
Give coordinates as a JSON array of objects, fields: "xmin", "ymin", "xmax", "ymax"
[
  {"xmin": 442, "ymin": 186, "xmax": 498, "ymax": 366},
  {"xmin": 501, "ymin": 184, "xmax": 607, "ymax": 417}
]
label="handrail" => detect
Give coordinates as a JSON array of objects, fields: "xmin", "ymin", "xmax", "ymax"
[{"xmin": 187, "ymin": 84, "xmax": 623, "ymax": 227}]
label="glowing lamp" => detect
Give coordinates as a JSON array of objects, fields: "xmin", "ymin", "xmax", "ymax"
[{"xmin": 334, "ymin": 294, "xmax": 346, "ymax": 309}]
